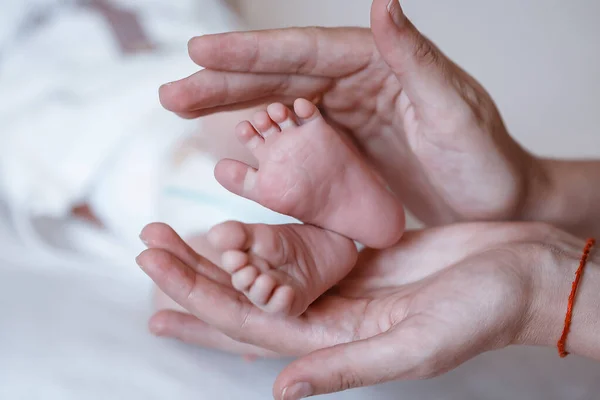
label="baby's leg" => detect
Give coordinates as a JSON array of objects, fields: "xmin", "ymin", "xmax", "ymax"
[
  {"xmin": 214, "ymin": 99, "xmax": 406, "ymax": 249},
  {"xmin": 207, "ymin": 221, "xmax": 357, "ymax": 316}
]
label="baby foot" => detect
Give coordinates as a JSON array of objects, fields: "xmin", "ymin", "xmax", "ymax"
[
  {"xmin": 214, "ymin": 99, "xmax": 405, "ymax": 249},
  {"xmin": 207, "ymin": 221, "xmax": 357, "ymax": 316}
]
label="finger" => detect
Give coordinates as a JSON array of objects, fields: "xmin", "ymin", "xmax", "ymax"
[
  {"xmin": 139, "ymin": 223, "xmax": 231, "ymax": 286},
  {"xmin": 370, "ymin": 0, "xmax": 463, "ymax": 113},
  {"xmin": 159, "ymin": 70, "xmax": 330, "ymax": 115},
  {"xmin": 136, "ymin": 247, "xmax": 313, "ymax": 354},
  {"xmin": 187, "ymin": 28, "xmax": 373, "ymax": 76},
  {"xmin": 274, "ymin": 320, "xmax": 442, "ymax": 400},
  {"xmin": 149, "ymin": 310, "xmax": 280, "ymax": 358},
  {"xmin": 173, "ymin": 97, "xmax": 308, "ymax": 120}
]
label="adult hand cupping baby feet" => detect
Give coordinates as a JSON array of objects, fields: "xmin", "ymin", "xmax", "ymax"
[
  {"xmin": 138, "ymin": 221, "xmax": 592, "ymax": 399},
  {"xmin": 142, "ymin": 1, "xmax": 578, "ymax": 398},
  {"xmin": 160, "ymin": 0, "xmax": 545, "ymax": 228}
]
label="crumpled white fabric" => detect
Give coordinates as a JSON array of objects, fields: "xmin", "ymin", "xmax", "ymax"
[
  {"xmin": 0, "ymin": 0, "xmax": 284, "ymax": 264},
  {"xmin": 2, "ymin": 0, "xmax": 194, "ymax": 214}
]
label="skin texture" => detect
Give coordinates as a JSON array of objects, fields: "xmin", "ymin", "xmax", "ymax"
[
  {"xmin": 160, "ymin": 0, "xmax": 544, "ymax": 230},
  {"xmin": 205, "ymin": 98, "xmax": 404, "ymax": 316},
  {"xmin": 144, "ymin": 0, "xmax": 600, "ymax": 398},
  {"xmin": 207, "ymin": 221, "xmax": 358, "ymax": 316},
  {"xmin": 138, "ymin": 221, "xmax": 600, "ymax": 399},
  {"xmin": 160, "ymin": 0, "xmax": 600, "ymax": 239},
  {"xmin": 215, "ymin": 99, "xmax": 405, "ymax": 249}
]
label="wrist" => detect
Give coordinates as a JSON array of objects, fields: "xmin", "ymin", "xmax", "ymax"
[
  {"xmin": 522, "ymin": 158, "xmax": 600, "ymax": 237},
  {"xmin": 518, "ymin": 156, "xmax": 558, "ymax": 227},
  {"xmin": 515, "ymin": 229, "xmax": 600, "ymax": 360}
]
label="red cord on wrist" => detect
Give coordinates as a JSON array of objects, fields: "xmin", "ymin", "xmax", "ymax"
[{"xmin": 557, "ymin": 238, "xmax": 596, "ymax": 358}]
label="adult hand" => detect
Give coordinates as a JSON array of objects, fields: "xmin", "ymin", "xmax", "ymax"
[
  {"xmin": 136, "ymin": 221, "xmax": 600, "ymax": 399},
  {"xmin": 159, "ymin": 0, "xmax": 547, "ymax": 227}
]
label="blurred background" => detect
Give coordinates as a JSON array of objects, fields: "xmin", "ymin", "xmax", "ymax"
[{"xmin": 1, "ymin": 1, "xmax": 599, "ymax": 399}]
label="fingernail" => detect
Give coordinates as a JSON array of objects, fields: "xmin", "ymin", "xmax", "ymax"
[
  {"xmin": 139, "ymin": 234, "xmax": 149, "ymax": 247},
  {"xmin": 135, "ymin": 254, "xmax": 143, "ymax": 267},
  {"xmin": 387, "ymin": 0, "xmax": 406, "ymax": 27},
  {"xmin": 282, "ymin": 382, "xmax": 313, "ymax": 400}
]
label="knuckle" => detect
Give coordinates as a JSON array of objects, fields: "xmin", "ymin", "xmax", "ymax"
[
  {"xmin": 225, "ymin": 305, "xmax": 253, "ymax": 343},
  {"xmin": 182, "ymin": 271, "xmax": 198, "ymax": 304},
  {"xmin": 334, "ymin": 371, "xmax": 365, "ymax": 392},
  {"xmin": 294, "ymin": 27, "xmax": 321, "ymax": 74},
  {"xmin": 413, "ymin": 35, "xmax": 440, "ymax": 68}
]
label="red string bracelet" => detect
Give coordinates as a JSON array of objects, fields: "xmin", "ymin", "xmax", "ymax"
[{"xmin": 557, "ymin": 238, "xmax": 596, "ymax": 358}]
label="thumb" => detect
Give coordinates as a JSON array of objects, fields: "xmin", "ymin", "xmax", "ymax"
[
  {"xmin": 370, "ymin": 0, "xmax": 460, "ymax": 113},
  {"xmin": 273, "ymin": 324, "xmax": 439, "ymax": 400}
]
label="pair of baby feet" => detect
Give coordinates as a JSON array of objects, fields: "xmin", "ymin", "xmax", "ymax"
[
  {"xmin": 156, "ymin": 99, "xmax": 405, "ymax": 316},
  {"xmin": 203, "ymin": 98, "xmax": 405, "ymax": 316}
]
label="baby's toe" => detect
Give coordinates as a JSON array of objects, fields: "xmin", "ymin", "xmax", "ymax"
[
  {"xmin": 263, "ymin": 285, "xmax": 295, "ymax": 315},
  {"xmin": 252, "ymin": 110, "xmax": 280, "ymax": 139},
  {"xmin": 235, "ymin": 120, "xmax": 264, "ymax": 153},
  {"xmin": 214, "ymin": 159, "xmax": 260, "ymax": 201},
  {"xmin": 267, "ymin": 103, "xmax": 297, "ymax": 131},
  {"xmin": 249, "ymin": 224, "xmax": 286, "ymax": 264},
  {"xmin": 294, "ymin": 98, "xmax": 322, "ymax": 123},
  {"xmin": 221, "ymin": 250, "xmax": 248, "ymax": 274},
  {"xmin": 207, "ymin": 221, "xmax": 251, "ymax": 251},
  {"xmin": 232, "ymin": 266, "xmax": 259, "ymax": 292},
  {"xmin": 247, "ymin": 274, "xmax": 278, "ymax": 305}
]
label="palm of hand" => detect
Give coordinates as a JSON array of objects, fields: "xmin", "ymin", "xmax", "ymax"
[
  {"xmin": 296, "ymin": 229, "xmax": 530, "ymax": 378},
  {"xmin": 312, "ymin": 41, "xmax": 530, "ymax": 226},
  {"xmin": 138, "ymin": 223, "xmax": 533, "ymax": 389}
]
